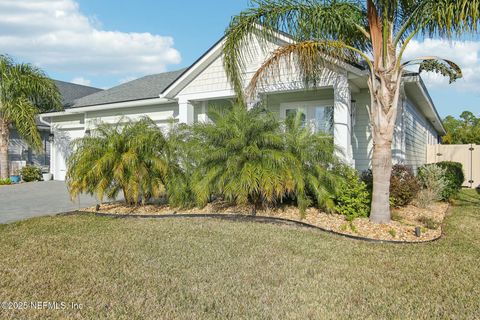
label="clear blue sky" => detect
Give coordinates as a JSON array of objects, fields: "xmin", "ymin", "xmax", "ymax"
[{"xmin": 3, "ymin": 0, "xmax": 477, "ymax": 118}]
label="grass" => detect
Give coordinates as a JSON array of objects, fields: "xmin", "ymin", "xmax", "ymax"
[{"xmin": 0, "ymin": 190, "xmax": 479, "ymax": 319}]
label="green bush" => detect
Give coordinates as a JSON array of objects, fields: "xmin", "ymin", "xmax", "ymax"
[
  {"xmin": 361, "ymin": 164, "xmax": 420, "ymax": 207},
  {"xmin": 417, "ymin": 164, "xmax": 447, "ymax": 207},
  {"xmin": 0, "ymin": 178, "xmax": 11, "ymax": 185},
  {"xmin": 20, "ymin": 166, "xmax": 42, "ymax": 182},
  {"xmin": 418, "ymin": 161, "xmax": 464, "ymax": 200},
  {"xmin": 334, "ymin": 166, "xmax": 370, "ymax": 221},
  {"xmin": 436, "ymin": 161, "xmax": 464, "ymax": 199}
]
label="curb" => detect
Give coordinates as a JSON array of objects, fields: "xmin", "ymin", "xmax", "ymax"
[{"xmin": 64, "ymin": 211, "xmax": 443, "ymax": 244}]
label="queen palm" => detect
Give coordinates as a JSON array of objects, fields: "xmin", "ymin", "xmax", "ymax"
[
  {"xmin": 0, "ymin": 55, "xmax": 61, "ymax": 179},
  {"xmin": 223, "ymin": 0, "xmax": 478, "ymax": 223}
]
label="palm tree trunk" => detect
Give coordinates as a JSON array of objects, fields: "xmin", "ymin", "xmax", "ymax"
[
  {"xmin": 370, "ymin": 140, "xmax": 392, "ymax": 223},
  {"xmin": 367, "ymin": 65, "xmax": 402, "ymax": 224},
  {"xmin": 0, "ymin": 118, "xmax": 10, "ymax": 180}
]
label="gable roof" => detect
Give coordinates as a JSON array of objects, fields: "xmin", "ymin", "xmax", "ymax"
[
  {"xmin": 53, "ymin": 80, "xmax": 103, "ymax": 107},
  {"xmin": 70, "ymin": 69, "xmax": 187, "ymax": 108}
]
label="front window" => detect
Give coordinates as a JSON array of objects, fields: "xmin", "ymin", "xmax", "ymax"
[
  {"xmin": 281, "ymin": 101, "xmax": 333, "ymax": 134},
  {"xmin": 314, "ymin": 106, "xmax": 334, "ymax": 134}
]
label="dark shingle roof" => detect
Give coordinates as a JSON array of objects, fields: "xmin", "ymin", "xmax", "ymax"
[
  {"xmin": 71, "ymin": 68, "xmax": 187, "ymax": 108},
  {"xmin": 53, "ymin": 80, "xmax": 103, "ymax": 107}
]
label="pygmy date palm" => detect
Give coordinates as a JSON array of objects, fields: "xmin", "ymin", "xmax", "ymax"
[
  {"xmin": 67, "ymin": 118, "xmax": 169, "ymax": 205},
  {"xmin": 0, "ymin": 55, "xmax": 62, "ymax": 179},
  {"xmin": 192, "ymin": 104, "xmax": 299, "ymax": 214},
  {"xmin": 284, "ymin": 112, "xmax": 340, "ymax": 214},
  {"xmin": 223, "ymin": 0, "xmax": 479, "ymax": 223}
]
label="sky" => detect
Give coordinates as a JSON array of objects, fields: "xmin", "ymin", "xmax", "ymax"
[{"xmin": 0, "ymin": 0, "xmax": 479, "ymax": 118}]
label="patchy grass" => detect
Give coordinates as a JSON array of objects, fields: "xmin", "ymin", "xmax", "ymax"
[{"xmin": 0, "ymin": 190, "xmax": 479, "ymax": 319}]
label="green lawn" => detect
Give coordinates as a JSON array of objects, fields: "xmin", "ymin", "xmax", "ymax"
[{"xmin": 0, "ymin": 190, "xmax": 479, "ymax": 319}]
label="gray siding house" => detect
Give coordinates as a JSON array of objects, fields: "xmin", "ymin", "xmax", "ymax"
[
  {"xmin": 8, "ymin": 80, "xmax": 101, "ymax": 172},
  {"xmin": 41, "ymin": 32, "xmax": 444, "ymax": 180}
]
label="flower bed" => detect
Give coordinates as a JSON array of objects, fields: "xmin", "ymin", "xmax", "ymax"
[{"xmin": 82, "ymin": 201, "xmax": 449, "ymax": 243}]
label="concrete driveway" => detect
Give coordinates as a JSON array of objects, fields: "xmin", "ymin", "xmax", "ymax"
[{"xmin": 0, "ymin": 181, "xmax": 98, "ymax": 224}]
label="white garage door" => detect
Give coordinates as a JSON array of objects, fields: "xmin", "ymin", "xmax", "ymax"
[{"xmin": 53, "ymin": 128, "xmax": 85, "ymax": 181}]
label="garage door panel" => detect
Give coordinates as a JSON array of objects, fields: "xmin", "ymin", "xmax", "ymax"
[{"xmin": 53, "ymin": 128, "xmax": 84, "ymax": 181}]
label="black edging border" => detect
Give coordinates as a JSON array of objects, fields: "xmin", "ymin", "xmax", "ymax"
[{"xmin": 62, "ymin": 211, "xmax": 444, "ymax": 244}]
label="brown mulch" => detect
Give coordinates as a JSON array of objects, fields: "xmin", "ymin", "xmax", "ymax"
[{"xmin": 81, "ymin": 200, "xmax": 449, "ymax": 242}]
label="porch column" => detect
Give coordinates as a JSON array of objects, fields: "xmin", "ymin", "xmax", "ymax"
[
  {"xmin": 333, "ymin": 73, "xmax": 354, "ymax": 166},
  {"xmin": 178, "ymin": 98, "xmax": 194, "ymax": 124}
]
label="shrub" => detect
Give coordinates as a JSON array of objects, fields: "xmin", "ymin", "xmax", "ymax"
[
  {"xmin": 0, "ymin": 178, "xmax": 11, "ymax": 185},
  {"xmin": 436, "ymin": 161, "xmax": 464, "ymax": 199},
  {"xmin": 390, "ymin": 165, "xmax": 420, "ymax": 207},
  {"xmin": 20, "ymin": 166, "xmax": 42, "ymax": 182},
  {"xmin": 334, "ymin": 165, "xmax": 370, "ymax": 221},
  {"xmin": 417, "ymin": 164, "xmax": 447, "ymax": 207},
  {"xmin": 361, "ymin": 164, "xmax": 420, "ymax": 207}
]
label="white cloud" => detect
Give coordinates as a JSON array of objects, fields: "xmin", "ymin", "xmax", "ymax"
[
  {"xmin": 402, "ymin": 39, "xmax": 480, "ymax": 94},
  {"xmin": 70, "ymin": 77, "xmax": 91, "ymax": 86},
  {"xmin": 0, "ymin": 0, "xmax": 181, "ymax": 80}
]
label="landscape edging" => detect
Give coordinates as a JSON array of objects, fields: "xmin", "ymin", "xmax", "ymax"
[{"xmin": 64, "ymin": 210, "xmax": 443, "ymax": 244}]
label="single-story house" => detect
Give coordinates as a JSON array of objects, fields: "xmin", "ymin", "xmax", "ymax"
[
  {"xmin": 40, "ymin": 32, "xmax": 444, "ymax": 181},
  {"xmin": 7, "ymin": 80, "xmax": 101, "ymax": 173}
]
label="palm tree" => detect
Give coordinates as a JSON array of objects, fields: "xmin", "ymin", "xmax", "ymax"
[
  {"xmin": 283, "ymin": 112, "xmax": 340, "ymax": 214},
  {"xmin": 192, "ymin": 103, "xmax": 299, "ymax": 214},
  {"xmin": 223, "ymin": 0, "xmax": 478, "ymax": 223},
  {"xmin": 0, "ymin": 55, "xmax": 62, "ymax": 179},
  {"xmin": 67, "ymin": 118, "xmax": 169, "ymax": 205}
]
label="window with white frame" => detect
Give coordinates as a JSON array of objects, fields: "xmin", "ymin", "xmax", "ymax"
[{"xmin": 280, "ymin": 101, "xmax": 333, "ymax": 134}]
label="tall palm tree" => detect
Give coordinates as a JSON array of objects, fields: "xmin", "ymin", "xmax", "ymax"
[
  {"xmin": 223, "ymin": 0, "xmax": 478, "ymax": 223},
  {"xmin": 0, "ymin": 55, "xmax": 62, "ymax": 179}
]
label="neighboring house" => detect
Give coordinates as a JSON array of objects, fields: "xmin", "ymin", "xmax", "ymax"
[
  {"xmin": 8, "ymin": 80, "xmax": 102, "ymax": 172},
  {"xmin": 40, "ymin": 32, "xmax": 444, "ymax": 181}
]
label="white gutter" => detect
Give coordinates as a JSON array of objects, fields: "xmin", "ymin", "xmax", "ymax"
[{"xmin": 41, "ymin": 97, "xmax": 176, "ymax": 118}]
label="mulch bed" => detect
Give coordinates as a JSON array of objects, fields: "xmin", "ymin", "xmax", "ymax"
[{"xmin": 81, "ymin": 200, "xmax": 449, "ymax": 243}]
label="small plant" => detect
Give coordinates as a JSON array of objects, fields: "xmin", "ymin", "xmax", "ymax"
[
  {"xmin": 361, "ymin": 165, "xmax": 420, "ymax": 207},
  {"xmin": 20, "ymin": 166, "xmax": 42, "ymax": 182},
  {"xmin": 340, "ymin": 223, "xmax": 348, "ymax": 232},
  {"xmin": 417, "ymin": 164, "xmax": 447, "ymax": 208},
  {"xmin": 349, "ymin": 222, "xmax": 357, "ymax": 233},
  {"xmin": 334, "ymin": 166, "xmax": 370, "ymax": 221},
  {"xmin": 389, "ymin": 165, "xmax": 420, "ymax": 207},
  {"xmin": 0, "ymin": 178, "xmax": 11, "ymax": 185},
  {"xmin": 391, "ymin": 211, "xmax": 402, "ymax": 222},
  {"xmin": 388, "ymin": 229, "xmax": 397, "ymax": 237},
  {"xmin": 418, "ymin": 216, "xmax": 439, "ymax": 230}
]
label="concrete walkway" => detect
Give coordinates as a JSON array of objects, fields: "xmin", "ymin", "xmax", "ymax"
[{"xmin": 0, "ymin": 181, "xmax": 98, "ymax": 224}]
